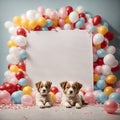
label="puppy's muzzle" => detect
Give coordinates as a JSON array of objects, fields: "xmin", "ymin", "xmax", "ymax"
[{"xmin": 69, "ymin": 90, "xmax": 73, "ymax": 94}]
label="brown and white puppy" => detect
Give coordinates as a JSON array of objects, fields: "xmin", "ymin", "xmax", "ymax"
[
  {"xmin": 60, "ymin": 81, "xmax": 86, "ymax": 109},
  {"xmin": 35, "ymin": 80, "xmax": 52, "ymax": 108}
]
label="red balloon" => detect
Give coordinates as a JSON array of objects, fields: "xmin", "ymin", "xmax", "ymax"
[
  {"xmin": 50, "ymin": 86, "xmax": 59, "ymax": 94},
  {"xmin": 93, "ymin": 62, "xmax": 98, "ymax": 69},
  {"xmin": 0, "ymin": 85, "xmax": 5, "ymax": 90},
  {"xmin": 101, "ymin": 40, "xmax": 107, "ymax": 48},
  {"xmin": 8, "ymin": 64, "xmax": 12, "ymax": 69},
  {"xmin": 17, "ymin": 62, "xmax": 26, "ymax": 71},
  {"xmin": 34, "ymin": 25, "xmax": 41, "ymax": 31},
  {"xmin": 17, "ymin": 28, "xmax": 27, "ymax": 37},
  {"xmin": 15, "ymin": 71, "xmax": 25, "ymax": 80},
  {"xmin": 104, "ymin": 32, "xmax": 114, "ymax": 41},
  {"xmin": 97, "ymin": 58, "xmax": 104, "ymax": 65},
  {"xmin": 111, "ymin": 65, "xmax": 119, "ymax": 72},
  {"xmin": 66, "ymin": 6, "xmax": 73, "ymax": 15},
  {"xmin": 16, "ymin": 84, "xmax": 22, "ymax": 90},
  {"xmin": 92, "ymin": 15, "xmax": 102, "ymax": 26}
]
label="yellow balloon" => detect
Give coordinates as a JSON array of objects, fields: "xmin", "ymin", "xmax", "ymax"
[
  {"xmin": 104, "ymin": 86, "xmax": 114, "ymax": 96},
  {"xmin": 10, "ymin": 65, "xmax": 19, "ymax": 72},
  {"xmin": 28, "ymin": 20, "xmax": 37, "ymax": 29},
  {"xmin": 21, "ymin": 19, "xmax": 29, "ymax": 29},
  {"xmin": 7, "ymin": 40, "xmax": 17, "ymax": 48},
  {"xmin": 94, "ymin": 44, "xmax": 101, "ymax": 49},
  {"xmin": 52, "ymin": 19, "xmax": 58, "ymax": 27},
  {"xmin": 98, "ymin": 25, "xmax": 108, "ymax": 35},
  {"xmin": 65, "ymin": 16, "xmax": 71, "ymax": 24},
  {"xmin": 50, "ymin": 92, "xmax": 55, "ymax": 103},
  {"xmin": 13, "ymin": 16, "xmax": 21, "ymax": 25},
  {"xmin": 22, "ymin": 85, "xmax": 33, "ymax": 95},
  {"xmin": 37, "ymin": 17, "xmax": 46, "ymax": 27},
  {"xmin": 93, "ymin": 74, "xmax": 99, "ymax": 82},
  {"xmin": 105, "ymin": 74, "xmax": 117, "ymax": 84}
]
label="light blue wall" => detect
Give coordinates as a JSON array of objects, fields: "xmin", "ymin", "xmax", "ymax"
[{"xmin": 0, "ymin": 0, "xmax": 120, "ymax": 84}]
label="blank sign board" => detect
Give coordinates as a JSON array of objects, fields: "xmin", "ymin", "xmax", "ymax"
[{"xmin": 26, "ymin": 30, "xmax": 93, "ymax": 88}]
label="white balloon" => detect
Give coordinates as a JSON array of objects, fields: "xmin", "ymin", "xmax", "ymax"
[
  {"xmin": 10, "ymin": 35, "xmax": 16, "ymax": 40},
  {"xmin": 26, "ymin": 10, "xmax": 36, "ymax": 20},
  {"xmin": 103, "ymin": 54, "xmax": 116, "ymax": 66},
  {"xmin": 93, "ymin": 54, "xmax": 98, "ymax": 62},
  {"xmin": 4, "ymin": 21, "xmax": 15, "ymax": 29},
  {"xmin": 45, "ymin": 8, "xmax": 52, "ymax": 16},
  {"xmin": 111, "ymin": 59, "xmax": 119, "ymax": 68},
  {"xmin": 63, "ymin": 24, "xmax": 71, "ymax": 30},
  {"xmin": 35, "ymin": 12, "xmax": 42, "ymax": 19},
  {"xmin": 7, "ymin": 54, "xmax": 19, "ymax": 64},
  {"xmin": 15, "ymin": 35, "xmax": 27, "ymax": 46},
  {"xmin": 76, "ymin": 6, "xmax": 84, "ymax": 13},
  {"xmin": 9, "ymin": 47, "xmax": 20, "ymax": 56},
  {"xmin": 69, "ymin": 11, "xmax": 79, "ymax": 23},
  {"xmin": 106, "ymin": 46, "xmax": 116, "ymax": 54},
  {"xmin": 102, "ymin": 65, "xmax": 111, "ymax": 76},
  {"xmin": 93, "ymin": 33, "xmax": 104, "ymax": 45},
  {"xmin": 8, "ymin": 26, "xmax": 17, "ymax": 35},
  {"xmin": 4, "ymin": 70, "xmax": 11, "ymax": 79}
]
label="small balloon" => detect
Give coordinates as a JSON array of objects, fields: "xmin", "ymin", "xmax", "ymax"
[
  {"xmin": 22, "ymin": 85, "xmax": 33, "ymax": 95},
  {"xmin": 15, "ymin": 71, "xmax": 25, "ymax": 80},
  {"xmin": 21, "ymin": 95, "xmax": 33, "ymax": 106},
  {"xmin": 17, "ymin": 28, "xmax": 27, "ymax": 37},
  {"xmin": 104, "ymin": 86, "xmax": 114, "ymax": 96},
  {"xmin": 109, "ymin": 92, "xmax": 120, "ymax": 103},
  {"xmin": 93, "ymin": 33, "xmax": 104, "ymax": 45},
  {"xmin": 104, "ymin": 32, "xmax": 114, "ymax": 41},
  {"xmin": 18, "ymin": 78, "xmax": 27, "ymax": 86},
  {"xmin": 50, "ymin": 86, "xmax": 59, "ymax": 94},
  {"xmin": 105, "ymin": 74, "xmax": 117, "ymax": 85},
  {"xmin": 98, "ymin": 25, "xmax": 108, "ymax": 35},
  {"xmin": 92, "ymin": 15, "xmax": 102, "ymax": 26},
  {"xmin": 69, "ymin": 11, "xmax": 79, "ymax": 23},
  {"xmin": 7, "ymin": 40, "xmax": 17, "ymax": 48}
]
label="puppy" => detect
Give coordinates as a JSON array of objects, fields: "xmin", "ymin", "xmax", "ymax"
[
  {"xmin": 60, "ymin": 81, "xmax": 87, "ymax": 109},
  {"xmin": 35, "ymin": 80, "xmax": 52, "ymax": 108}
]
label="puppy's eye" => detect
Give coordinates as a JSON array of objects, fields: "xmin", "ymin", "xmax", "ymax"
[
  {"xmin": 45, "ymin": 85, "xmax": 48, "ymax": 89},
  {"xmin": 73, "ymin": 86, "xmax": 76, "ymax": 89},
  {"xmin": 66, "ymin": 86, "xmax": 69, "ymax": 89},
  {"xmin": 40, "ymin": 86, "xmax": 43, "ymax": 88}
]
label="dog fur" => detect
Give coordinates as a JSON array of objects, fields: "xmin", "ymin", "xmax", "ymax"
[
  {"xmin": 60, "ymin": 81, "xmax": 87, "ymax": 109},
  {"xmin": 35, "ymin": 80, "xmax": 52, "ymax": 108}
]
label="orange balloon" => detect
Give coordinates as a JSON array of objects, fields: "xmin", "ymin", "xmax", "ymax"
[
  {"xmin": 105, "ymin": 75, "xmax": 117, "ymax": 85},
  {"xmin": 104, "ymin": 86, "xmax": 114, "ymax": 96},
  {"xmin": 93, "ymin": 74, "xmax": 99, "ymax": 82},
  {"xmin": 65, "ymin": 16, "xmax": 71, "ymax": 24},
  {"xmin": 94, "ymin": 44, "xmax": 101, "ymax": 49},
  {"xmin": 98, "ymin": 25, "xmax": 108, "ymax": 35},
  {"xmin": 52, "ymin": 19, "xmax": 58, "ymax": 27}
]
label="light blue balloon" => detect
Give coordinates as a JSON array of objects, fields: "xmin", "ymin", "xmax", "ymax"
[
  {"xmin": 102, "ymin": 21, "xmax": 109, "ymax": 28},
  {"xmin": 18, "ymin": 78, "xmax": 27, "ymax": 86},
  {"xmin": 96, "ymin": 80, "xmax": 106, "ymax": 90},
  {"xmin": 94, "ymin": 84, "xmax": 99, "ymax": 90},
  {"xmin": 109, "ymin": 92, "xmax": 120, "ymax": 103},
  {"xmin": 96, "ymin": 92, "xmax": 108, "ymax": 104},
  {"xmin": 75, "ymin": 21, "xmax": 83, "ymax": 29},
  {"xmin": 19, "ymin": 50, "xmax": 27, "ymax": 61},
  {"xmin": 46, "ymin": 19, "xmax": 53, "ymax": 27},
  {"xmin": 79, "ymin": 17, "xmax": 85, "ymax": 24},
  {"xmin": 100, "ymin": 75, "xmax": 106, "ymax": 81},
  {"xmin": 41, "ymin": 27, "xmax": 48, "ymax": 31},
  {"xmin": 97, "ymin": 49, "xmax": 106, "ymax": 58},
  {"xmin": 88, "ymin": 26, "xmax": 96, "ymax": 32},
  {"xmin": 11, "ymin": 90, "xmax": 23, "ymax": 104}
]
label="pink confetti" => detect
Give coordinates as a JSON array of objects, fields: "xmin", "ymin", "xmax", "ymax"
[{"xmin": 23, "ymin": 116, "xmax": 28, "ymax": 120}]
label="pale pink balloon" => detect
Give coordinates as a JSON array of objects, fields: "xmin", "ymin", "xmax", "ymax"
[
  {"xmin": 115, "ymin": 88, "xmax": 120, "ymax": 93},
  {"xmin": 59, "ymin": 18, "xmax": 65, "ymax": 27},
  {"xmin": 49, "ymin": 11, "xmax": 57, "ymax": 19},
  {"xmin": 84, "ymin": 92, "xmax": 96, "ymax": 104},
  {"xmin": 21, "ymin": 95, "xmax": 34, "ymax": 106},
  {"xmin": 115, "ymin": 80, "xmax": 120, "ymax": 88},
  {"xmin": 37, "ymin": 6, "xmax": 45, "ymax": 15},
  {"xmin": 95, "ymin": 66, "xmax": 102, "ymax": 74},
  {"xmin": 103, "ymin": 100, "xmax": 118, "ymax": 114},
  {"xmin": 55, "ymin": 92, "xmax": 62, "ymax": 104},
  {"xmin": 9, "ymin": 78, "xmax": 18, "ymax": 85},
  {"xmin": 59, "ymin": 7, "xmax": 68, "ymax": 18},
  {"xmin": 84, "ymin": 86, "xmax": 93, "ymax": 93},
  {"xmin": 0, "ymin": 90, "xmax": 11, "ymax": 104}
]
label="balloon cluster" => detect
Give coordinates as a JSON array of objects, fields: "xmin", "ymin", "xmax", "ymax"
[{"xmin": 2, "ymin": 5, "xmax": 120, "ymax": 110}]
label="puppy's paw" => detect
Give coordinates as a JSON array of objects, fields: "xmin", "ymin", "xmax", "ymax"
[
  {"xmin": 37, "ymin": 102, "xmax": 45, "ymax": 108},
  {"xmin": 65, "ymin": 102, "xmax": 72, "ymax": 108},
  {"xmin": 75, "ymin": 103, "xmax": 82, "ymax": 109},
  {"xmin": 45, "ymin": 102, "xmax": 52, "ymax": 108}
]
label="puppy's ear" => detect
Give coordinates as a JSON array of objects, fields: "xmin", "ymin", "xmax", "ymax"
[
  {"xmin": 60, "ymin": 81, "xmax": 67, "ymax": 90},
  {"xmin": 46, "ymin": 80, "xmax": 52, "ymax": 89},
  {"xmin": 35, "ymin": 81, "xmax": 42, "ymax": 89},
  {"xmin": 74, "ymin": 82, "xmax": 82, "ymax": 90}
]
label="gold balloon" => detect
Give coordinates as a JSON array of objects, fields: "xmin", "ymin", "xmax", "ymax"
[
  {"xmin": 50, "ymin": 92, "xmax": 55, "ymax": 103},
  {"xmin": 93, "ymin": 74, "xmax": 99, "ymax": 82},
  {"xmin": 94, "ymin": 44, "xmax": 101, "ymax": 49},
  {"xmin": 105, "ymin": 74, "xmax": 117, "ymax": 84},
  {"xmin": 22, "ymin": 85, "xmax": 33, "ymax": 95},
  {"xmin": 98, "ymin": 25, "xmax": 108, "ymax": 35},
  {"xmin": 10, "ymin": 65, "xmax": 19, "ymax": 72},
  {"xmin": 65, "ymin": 16, "xmax": 71, "ymax": 24},
  {"xmin": 7, "ymin": 40, "xmax": 17, "ymax": 48},
  {"xmin": 21, "ymin": 19, "xmax": 29, "ymax": 29},
  {"xmin": 104, "ymin": 86, "xmax": 114, "ymax": 96},
  {"xmin": 28, "ymin": 20, "xmax": 37, "ymax": 29},
  {"xmin": 37, "ymin": 17, "xmax": 46, "ymax": 27},
  {"xmin": 13, "ymin": 16, "xmax": 21, "ymax": 26}
]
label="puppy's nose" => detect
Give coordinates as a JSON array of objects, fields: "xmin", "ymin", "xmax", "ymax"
[
  {"xmin": 69, "ymin": 90, "xmax": 73, "ymax": 94},
  {"xmin": 43, "ymin": 89, "xmax": 46, "ymax": 93}
]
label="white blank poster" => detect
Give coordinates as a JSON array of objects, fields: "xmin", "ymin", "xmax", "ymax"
[{"xmin": 26, "ymin": 30, "xmax": 93, "ymax": 88}]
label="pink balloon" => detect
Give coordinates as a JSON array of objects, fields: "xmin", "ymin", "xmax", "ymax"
[
  {"xmin": 0, "ymin": 90, "xmax": 11, "ymax": 104},
  {"xmin": 37, "ymin": 6, "xmax": 45, "ymax": 15},
  {"xmin": 103, "ymin": 100, "xmax": 118, "ymax": 114},
  {"xmin": 9, "ymin": 78, "xmax": 18, "ymax": 85},
  {"xmin": 95, "ymin": 66, "xmax": 102, "ymax": 74},
  {"xmin": 84, "ymin": 86, "xmax": 94, "ymax": 93},
  {"xmin": 59, "ymin": 18, "xmax": 65, "ymax": 27},
  {"xmin": 84, "ymin": 92, "xmax": 96, "ymax": 104},
  {"xmin": 93, "ymin": 47, "xmax": 97, "ymax": 54},
  {"xmin": 21, "ymin": 95, "xmax": 33, "ymax": 106},
  {"xmin": 115, "ymin": 80, "xmax": 120, "ymax": 88},
  {"xmin": 49, "ymin": 11, "xmax": 57, "ymax": 19},
  {"xmin": 115, "ymin": 88, "xmax": 120, "ymax": 94},
  {"xmin": 59, "ymin": 7, "xmax": 68, "ymax": 18},
  {"xmin": 55, "ymin": 92, "xmax": 62, "ymax": 104}
]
